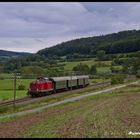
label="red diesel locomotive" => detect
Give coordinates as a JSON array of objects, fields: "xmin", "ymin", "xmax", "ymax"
[
  {"xmin": 28, "ymin": 77, "xmax": 54, "ymax": 97},
  {"xmin": 28, "ymin": 75, "xmax": 89, "ymax": 97}
]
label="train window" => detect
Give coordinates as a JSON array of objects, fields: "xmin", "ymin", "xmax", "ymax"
[{"xmin": 36, "ymin": 77, "xmax": 49, "ymax": 83}]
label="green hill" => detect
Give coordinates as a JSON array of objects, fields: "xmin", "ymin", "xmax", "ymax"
[
  {"xmin": 0, "ymin": 50, "xmax": 31, "ymax": 58},
  {"xmin": 37, "ymin": 29, "xmax": 140, "ymax": 58}
]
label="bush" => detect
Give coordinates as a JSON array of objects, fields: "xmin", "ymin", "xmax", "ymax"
[
  {"xmin": 18, "ymin": 84, "xmax": 25, "ymax": 90},
  {"xmin": 111, "ymin": 75, "xmax": 125, "ymax": 85},
  {"xmin": 136, "ymin": 70, "xmax": 140, "ymax": 78},
  {"xmin": 72, "ymin": 63, "xmax": 90, "ymax": 74},
  {"xmin": 90, "ymin": 65, "xmax": 97, "ymax": 75},
  {"xmin": 0, "ymin": 77, "xmax": 4, "ymax": 80},
  {"xmin": 110, "ymin": 66, "xmax": 122, "ymax": 73}
]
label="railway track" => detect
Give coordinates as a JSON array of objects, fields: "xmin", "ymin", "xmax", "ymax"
[
  {"xmin": 0, "ymin": 97, "xmax": 33, "ymax": 107},
  {"xmin": 0, "ymin": 82, "xmax": 111, "ymax": 108}
]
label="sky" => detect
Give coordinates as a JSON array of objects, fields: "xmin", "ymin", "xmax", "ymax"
[{"xmin": 0, "ymin": 2, "xmax": 140, "ymax": 53}]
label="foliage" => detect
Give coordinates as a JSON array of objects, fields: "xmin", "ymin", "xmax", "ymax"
[
  {"xmin": 122, "ymin": 57, "xmax": 140, "ymax": 74},
  {"xmin": 0, "ymin": 50, "xmax": 31, "ymax": 57},
  {"xmin": 136, "ymin": 70, "xmax": 140, "ymax": 78},
  {"xmin": 110, "ymin": 66, "xmax": 122, "ymax": 73},
  {"xmin": 96, "ymin": 50, "xmax": 106, "ymax": 61},
  {"xmin": 38, "ymin": 29, "xmax": 140, "ymax": 58},
  {"xmin": 111, "ymin": 74, "xmax": 126, "ymax": 85},
  {"xmin": 72, "ymin": 63, "xmax": 90, "ymax": 74},
  {"xmin": 21, "ymin": 66, "xmax": 45, "ymax": 76},
  {"xmin": 90, "ymin": 65, "xmax": 97, "ymax": 75},
  {"xmin": 18, "ymin": 84, "xmax": 25, "ymax": 90}
]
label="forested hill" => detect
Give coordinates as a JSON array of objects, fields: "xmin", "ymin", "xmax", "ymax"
[
  {"xmin": 37, "ymin": 29, "xmax": 140, "ymax": 58},
  {"xmin": 0, "ymin": 50, "xmax": 31, "ymax": 58}
]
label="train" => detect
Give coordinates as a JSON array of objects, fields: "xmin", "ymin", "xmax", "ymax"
[{"xmin": 28, "ymin": 75, "xmax": 89, "ymax": 97}]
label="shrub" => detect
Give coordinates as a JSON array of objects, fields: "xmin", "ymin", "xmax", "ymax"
[
  {"xmin": 18, "ymin": 84, "xmax": 25, "ymax": 90},
  {"xmin": 90, "ymin": 65, "xmax": 97, "ymax": 75},
  {"xmin": 111, "ymin": 75, "xmax": 125, "ymax": 85},
  {"xmin": 0, "ymin": 77, "xmax": 4, "ymax": 80},
  {"xmin": 72, "ymin": 63, "xmax": 90, "ymax": 74},
  {"xmin": 136, "ymin": 70, "xmax": 140, "ymax": 78}
]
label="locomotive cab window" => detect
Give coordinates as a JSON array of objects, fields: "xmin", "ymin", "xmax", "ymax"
[{"xmin": 36, "ymin": 77, "xmax": 49, "ymax": 83}]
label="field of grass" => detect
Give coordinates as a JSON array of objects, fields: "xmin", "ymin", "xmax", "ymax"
[
  {"xmin": 0, "ymin": 82, "xmax": 139, "ymax": 138},
  {"xmin": 59, "ymin": 59, "xmax": 112, "ymax": 71},
  {"xmin": 59, "ymin": 59, "xmax": 95, "ymax": 71},
  {"xmin": 22, "ymin": 83, "xmax": 140, "ymax": 138},
  {"xmin": 0, "ymin": 90, "xmax": 27, "ymax": 101},
  {"xmin": 89, "ymin": 78, "xmax": 110, "ymax": 84},
  {"xmin": 97, "ymin": 67, "xmax": 111, "ymax": 74},
  {"xmin": 0, "ymin": 73, "xmax": 11, "ymax": 78},
  {"xmin": 0, "ymin": 79, "xmax": 34, "ymax": 101}
]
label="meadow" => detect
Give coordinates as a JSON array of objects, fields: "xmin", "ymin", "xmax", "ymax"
[
  {"xmin": 0, "ymin": 81, "xmax": 139, "ymax": 138},
  {"xmin": 22, "ymin": 83, "xmax": 140, "ymax": 138},
  {"xmin": 59, "ymin": 59, "xmax": 112, "ymax": 71},
  {"xmin": 0, "ymin": 78, "xmax": 34, "ymax": 101}
]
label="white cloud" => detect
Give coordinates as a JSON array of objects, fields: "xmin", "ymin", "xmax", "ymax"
[{"xmin": 0, "ymin": 2, "xmax": 140, "ymax": 53}]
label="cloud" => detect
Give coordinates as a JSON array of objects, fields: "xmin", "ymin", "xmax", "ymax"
[{"xmin": 0, "ymin": 2, "xmax": 140, "ymax": 53}]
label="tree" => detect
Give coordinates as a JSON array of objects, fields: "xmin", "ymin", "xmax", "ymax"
[
  {"xmin": 90, "ymin": 65, "xmax": 97, "ymax": 75},
  {"xmin": 136, "ymin": 70, "xmax": 140, "ymax": 78},
  {"xmin": 111, "ymin": 75, "xmax": 125, "ymax": 85},
  {"xmin": 21, "ymin": 66, "xmax": 45, "ymax": 78},
  {"xmin": 96, "ymin": 50, "xmax": 106, "ymax": 61},
  {"xmin": 72, "ymin": 63, "xmax": 90, "ymax": 74},
  {"xmin": 0, "ymin": 66, "xmax": 3, "ymax": 73}
]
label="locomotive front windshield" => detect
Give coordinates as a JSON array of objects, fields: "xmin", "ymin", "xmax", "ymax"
[{"xmin": 36, "ymin": 77, "xmax": 49, "ymax": 83}]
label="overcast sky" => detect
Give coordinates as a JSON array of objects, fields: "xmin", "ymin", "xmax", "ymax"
[{"xmin": 0, "ymin": 2, "xmax": 140, "ymax": 53}]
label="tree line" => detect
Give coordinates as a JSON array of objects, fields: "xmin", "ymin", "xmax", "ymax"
[{"xmin": 38, "ymin": 29, "xmax": 140, "ymax": 58}]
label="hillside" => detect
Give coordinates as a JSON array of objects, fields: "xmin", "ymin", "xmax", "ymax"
[
  {"xmin": 37, "ymin": 29, "xmax": 140, "ymax": 58},
  {"xmin": 0, "ymin": 50, "xmax": 31, "ymax": 58}
]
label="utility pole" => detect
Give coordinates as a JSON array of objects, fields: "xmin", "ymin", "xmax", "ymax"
[
  {"xmin": 12, "ymin": 72, "xmax": 20, "ymax": 108},
  {"xmin": 70, "ymin": 71, "xmax": 75, "ymax": 91},
  {"xmin": 69, "ymin": 71, "xmax": 72, "ymax": 91},
  {"xmin": 70, "ymin": 71, "xmax": 72, "ymax": 91},
  {"xmin": 13, "ymin": 73, "xmax": 16, "ymax": 108}
]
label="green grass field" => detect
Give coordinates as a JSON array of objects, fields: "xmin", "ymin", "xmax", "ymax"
[
  {"xmin": 59, "ymin": 59, "xmax": 112, "ymax": 71},
  {"xmin": 0, "ymin": 90, "xmax": 27, "ymax": 101},
  {"xmin": 0, "ymin": 73, "xmax": 11, "ymax": 78},
  {"xmin": 0, "ymin": 81, "xmax": 139, "ymax": 137},
  {"xmin": 97, "ymin": 67, "xmax": 111, "ymax": 74},
  {"xmin": 0, "ymin": 79, "xmax": 34, "ymax": 101},
  {"xmin": 22, "ymin": 83, "xmax": 140, "ymax": 138}
]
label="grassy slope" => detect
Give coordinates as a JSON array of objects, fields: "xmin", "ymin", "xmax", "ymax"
[
  {"xmin": 21, "ymin": 83, "xmax": 140, "ymax": 138},
  {"xmin": 59, "ymin": 59, "xmax": 115, "ymax": 75}
]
